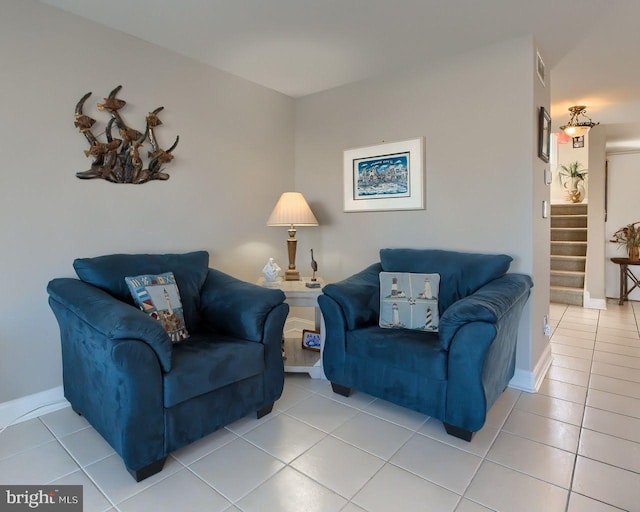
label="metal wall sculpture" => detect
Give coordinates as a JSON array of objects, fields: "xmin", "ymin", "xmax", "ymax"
[{"xmin": 74, "ymin": 85, "xmax": 179, "ymax": 183}]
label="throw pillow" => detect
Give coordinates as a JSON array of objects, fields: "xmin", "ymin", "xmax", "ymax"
[
  {"xmin": 379, "ymin": 272, "xmax": 440, "ymax": 332},
  {"xmin": 125, "ymin": 272, "xmax": 190, "ymax": 343}
]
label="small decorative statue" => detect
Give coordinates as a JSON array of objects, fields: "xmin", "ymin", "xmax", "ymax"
[
  {"xmin": 262, "ymin": 258, "xmax": 281, "ymax": 283},
  {"xmin": 310, "ymin": 248, "xmax": 318, "ymax": 281}
]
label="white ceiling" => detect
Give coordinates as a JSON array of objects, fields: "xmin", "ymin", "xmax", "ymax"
[{"xmin": 39, "ymin": 0, "xmax": 640, "ymax": 152}]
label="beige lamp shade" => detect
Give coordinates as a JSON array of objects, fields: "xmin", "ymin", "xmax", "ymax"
[
  {"xmin": 267, "ymin": 192, "xmax": 318, "ymax": 281},
  {"xmin": 266, "ymin": 192, "xmax": 319, "ymax": 226}
]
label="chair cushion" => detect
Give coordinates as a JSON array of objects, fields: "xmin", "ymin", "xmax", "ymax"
[
  {"xmin": 379, "ymin": 272, "xmax": 440, "ymax": 332},
  {"xmin": 125, "ymin": 272, "xmax": 189, "ymax": 343},
  {"xmin": 380, "ymin": 249, "xmax": 512, "ymax": 312},
  {"xmin": 346, "ymin": 326, "xmax": 447, "ymax": 379},
  {"xmin": 73, "ymin": 251, "xmax": 209, "ymax": 332},
  {"xmin": 163, "ymin": 333, "xmax": 265, "ymax": 408}
]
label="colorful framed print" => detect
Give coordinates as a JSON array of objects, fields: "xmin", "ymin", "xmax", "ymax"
[
  {"xmin": 301, "ymin": 329, "xmax": 321, "ymax": 351},
  {"xmin": 343, "ymin": 137, "xmax": 425, "ymax": 212}
]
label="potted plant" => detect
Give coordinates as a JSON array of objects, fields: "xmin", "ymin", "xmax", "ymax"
[
  {"xmin": 558, "ymin": 161, "xmax": 588, "ymax": 203},
  {"xmin": 610, "ymin": 222, "xmax": 640, "ymax": 261}
]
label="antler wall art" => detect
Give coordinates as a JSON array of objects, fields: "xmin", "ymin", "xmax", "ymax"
[{"xmin": 74, "ymin": 85, "xmax": 179, "ymax": 183}]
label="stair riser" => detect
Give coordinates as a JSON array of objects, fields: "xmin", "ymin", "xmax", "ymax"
[
  {"xmin": 550, "ymin": 259, "xmax": 586, "ymax": 272},
  {"xmin": 551, "ymin": 216, "xmax": 588, "ymax": 228},
  {"xmin": 550, "ymin": 288, "xmax": 583, "ymax": 306},
  {"xmin": 550, "ymin": 243, "xmax": 587, "ymax": 257},
  {"xmin": 551, "ymin": 274, "xmax": 585, "ymax": 288},
  {"xmin": 550, "ymin": 204, "xmax": 588, "ymax": 216},
  {"xmin": 551, "ymin": 229, "xmax": 588, "ymax": 242}
]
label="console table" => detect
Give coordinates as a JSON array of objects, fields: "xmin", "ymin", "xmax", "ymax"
[
  {"xmin": 257, "ymin": 277, "xmax": 326, "ymax": 379},
  {"xmin": 611, "ymin": 258, "xmax": 640, "ymax": 305}
]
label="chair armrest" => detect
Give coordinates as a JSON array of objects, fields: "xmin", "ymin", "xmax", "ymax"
[
  {"xmin": 47, "ymin": 278, "xmax": 173, "ymax": 372},
  {"xmin": 321, "ymin": 263, "xmax": 381, "ymax": 330},
  {"xmin": 199, "ymin": 269, "xmax": 286, "ymax": 342},
  {"xmin": 439, "ymin": 273, "xmax": 533, "ymax": 350}
]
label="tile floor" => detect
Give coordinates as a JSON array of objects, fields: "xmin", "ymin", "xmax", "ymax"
[{"xmin": 1, "ymin": 300, "xmax": 640, "ymax": 511}]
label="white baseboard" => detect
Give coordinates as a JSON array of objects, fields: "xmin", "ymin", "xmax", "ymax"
[
  {"xmin": 0, "ymin": 386, "xmax": 69, "ymax": 430},
  {"xmin": 583, "ymin": 291, "xmax": 607, "ymax": 310},
  {"xmin": 509, "ymin": 343, "xmax": 553, "ymax": 393}
]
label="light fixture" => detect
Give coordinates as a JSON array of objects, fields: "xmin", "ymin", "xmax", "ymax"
[
  {"xmin": 267, "ymin": 192, "xmax": 318, "ymax": 281},
  {"xmin": 560, "ymin": 105, "xmax": 599, "ymax": 138}
]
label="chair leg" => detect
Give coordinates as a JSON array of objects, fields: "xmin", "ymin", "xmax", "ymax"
[
  {"xmin": 127, "ymin": 457, "xmax": 167, "ymax": 482},
  {"xmin": 331, "ymin": 382, "xmax": 351, "ymax": 397},
  {"xmin": 444, "ymin": 423, "xmax": 474, "ymax": 442},
  {"xmin": 257, "ymin": 403, "xmax": 274, "ymax": 419}
]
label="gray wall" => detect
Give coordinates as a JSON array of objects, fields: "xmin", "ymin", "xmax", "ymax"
[
  {"xmin": 0, "ymin": 0, "xmax": 295, "ymax": 403},
  {"xmin": 294, "ymin": 36, "xmax": 550, "ymax": 389},
  {"xmin": 605, "ymin": 152, "xmax": 640, "ymax": 300}
]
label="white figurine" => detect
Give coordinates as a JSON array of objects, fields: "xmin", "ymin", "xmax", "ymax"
[{"xmin": 262, "ymin": 258, "xmax": 281, "ymax": 283}]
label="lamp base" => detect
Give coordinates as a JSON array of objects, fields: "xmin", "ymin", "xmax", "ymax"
[{"xmin": 285, "ymin": 269, "xmax": 300, "ymax": 281}]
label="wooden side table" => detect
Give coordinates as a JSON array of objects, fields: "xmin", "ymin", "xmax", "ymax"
[
  {"xmin": 611, "ymin": 258, "xmax": 640, "ymax": 305},
  {"xmin": 257, "ymin": 277, "xmax": 326, "ymax": 379}
]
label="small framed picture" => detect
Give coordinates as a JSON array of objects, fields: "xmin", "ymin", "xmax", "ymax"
[
  {"xmin": 538, "ymin": 106, "xmax": 551, "ymax": 163},
  {"xmin": 536, "ymin": 50, "xmax": 545, "ymax": 87},
  {"xmin": 301, "ymin": 329, "xmax": 321, "ymax": 352},
  {"xmin": 572, "ymin": 136, "xmax": 585, "ymax": 148}
]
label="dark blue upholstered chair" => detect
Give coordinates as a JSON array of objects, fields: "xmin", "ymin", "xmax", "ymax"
[
  {"xmin": 319, "ymin": 249, "xmax": 532, "ymax": 441},
  {"xmin": 47, "ymin": 251, "xmax": 288, "ymax": 481}
]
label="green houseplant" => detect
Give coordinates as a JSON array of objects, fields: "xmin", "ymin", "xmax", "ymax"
[
  {"xmin": 610, "ymin": 222, "xmax": 640, "ymax": 261},
  {"xmin": 558, "ymin": 161, "xmax": 588, "ymax": 203}
]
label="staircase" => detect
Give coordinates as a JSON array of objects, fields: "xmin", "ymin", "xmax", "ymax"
[{"xmin": 550, "ymin": 203, "xmax": 587, "ymax": 306}]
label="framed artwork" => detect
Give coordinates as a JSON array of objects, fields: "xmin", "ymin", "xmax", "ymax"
[
  {"xmin": 301, "ymin": 329, "xmax": 321, "ymax": 351},
  {"xmin": 536, "ymin": 50, "xmax": 546, "ymax": 87},
  {"xmin": 573, "ymin": 136, "xmax": 585, "ymax": 148},
  {"xmin": 343, "ymin": 137, "xmax": 425, "ymax": 212},
  {"xmin": 538, "ymin": 107, "xmax": 551, "ymax": 162}
]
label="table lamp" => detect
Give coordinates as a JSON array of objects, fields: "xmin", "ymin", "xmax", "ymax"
[{"xmin": 267, "ymin": 192, "xmax": 319, "ymax": 281}]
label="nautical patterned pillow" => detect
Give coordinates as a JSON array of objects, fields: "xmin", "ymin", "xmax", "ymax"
[
  {"xmin": 379, "ymin": 272, "xmax": 440, "ymax": 332},
  {"xmin": 125, "ymin": 271, "xmax": 189, "ymax": 343}
]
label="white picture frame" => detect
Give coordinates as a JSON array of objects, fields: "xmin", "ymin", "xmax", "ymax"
[{"xmin": 343, "ymin": 137, "xmax": 425, "ymax": 212}]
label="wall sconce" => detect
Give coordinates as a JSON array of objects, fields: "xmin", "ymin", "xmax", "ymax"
[
  {"xmin": 560, "ymin": 105, "xmax": 599, "ymax": 138},
  {"xmin": 267, "ymin": 192, "xmax": 318, "ymax": 281}
]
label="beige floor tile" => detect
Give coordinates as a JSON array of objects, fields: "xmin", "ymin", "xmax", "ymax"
[
  {"xmin": 486, "ymin": 432, "xmax": 575, "ymax": 488},
  {"xmin": 592, "ymin": 350, "xmax": 640, "ymax": 370},
  {"xmin": 551, "ymin": 354, "xmax": 592, "ymax": 372},
  {"xmin": 237, "ymin": 466, "xmax": 347, "ymax": 512},
  {"xmin": 117, "ymin": 469, "xmax": 230, "ymax": 512},
  {"xmin": 502, "ymin": 408, "xmax": 580, "ymax": 452},
  {"xmin": 589, "ymin": 373, "xmax": 640, "ymax": 400},
  {"xmin": 554, "ymin": 327, "xmax": 596, "ymax": 340},
  {"xmin": 596, "ymin": 332, "xmax": 640, "ymax": 347},
  {"xmin": 546, "ymin": 365, "xmax": 590, "ymax": 387},
  {"xmin": 567, "ymin": 492, "xmax": 627, "ymax": 512},
  {"xmin": 550, "ymin": 333, "xmax": 595, "ymax": 349},
  {"xmin": 579, "ymin": 428, "xmax": 640, "ymax": 473},
  {"xmin": 586, "ymin": 388, "xmax": 640, "ymax": 419},
  {"xmin": 0, "ymin": 418, "xmax": 56, "ymax": 461},
  {"xmin": 558, "ymin": 320, "xmax": 597, "ymax": 332},
  {"xmin": 572, "ymin": 456, "xmax": 640, "ymax": 512},
  {"xmin": 390, "ymin": 434, "xmax": 482, "ymax": 494},
  {"xmin": 551, "ymin": 342, "xmax": 594, "ymax": 360},
  {"xmin": 514, "ymin": 393, "xmax": 584, "ymax": 426},
  {"xmin": 538, "ymin": 378, "xmax": 587, "ymax": 404},
  {"xmin": 591, "ymin": 361, "xmax": 640, "ymax": 383},
  {"xmin": 596, "ymin": 326, "xmax": 639, "ymax": 340},
  {"xmin": 465, "ymin": 461, "xmax": 568, "ymax": 512},
  {"xmin": 332, "ymin": 411, "xmax": 413, "ymax": 460},
  {"xmin": 595, "ymin": 340, "xmax": 640, "ymax": 357},
  {"xmin": 352, "ymin": 464, "xmax": 459, "ymax": 512},
  {"xmin": 291, "ymin": 436, "xmax": 385, "ymax": 499},
  {"xmin": 582, "ymin": 406, "xmax": 640, "ymax": 443}
]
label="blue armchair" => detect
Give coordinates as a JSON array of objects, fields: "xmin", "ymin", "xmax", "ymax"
[
  {"xmin": 318, "ymin": 249, "xmax": 532, "ymax": 441},
  {"xmin": 47, "ymin": 251, "xmax": 288, "ymax": 481}
]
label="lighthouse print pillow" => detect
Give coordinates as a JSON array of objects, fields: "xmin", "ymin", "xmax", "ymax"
[
  {"xmin": 379, "ymin": 272, "xmax": 440, "ymax": 332},
  {"xmin": 125, "ymin": 272, "xmax": 190, "ymax": 343}
]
